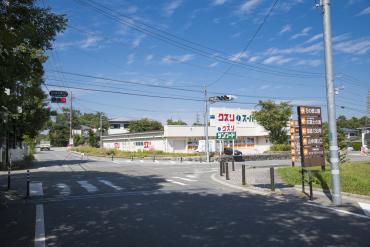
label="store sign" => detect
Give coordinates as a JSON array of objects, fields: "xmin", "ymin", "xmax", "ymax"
[
  {"xmin": 209, "ymin": 108, "xmax": 258, "ymax": 128},
  {"xmin": 298, "ymin": 106, "xmax": 325, "ymax": 167},
  {"xmin": 217, "ymin": 125, "xmax": 235, "ymax": 132},
  {"xmin": 290, "ymin": 120, "xmax": 300, "ymax": 162},
  {"xmin": 216, "ymin": 132, "xmax": 236, "ymax": 140},
  {"xmin": 144, "ymin": 141, "xmax": 151, "ymax": 149}
]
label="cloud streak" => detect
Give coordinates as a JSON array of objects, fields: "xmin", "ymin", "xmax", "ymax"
[{"xmin": 163, "ymin": 0, "xmax": 182, "ymax": 17}]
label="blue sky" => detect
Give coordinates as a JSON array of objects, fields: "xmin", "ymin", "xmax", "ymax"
[{"xmin": 42, "ymin": 0, "xmax": 370, "ymax": 124}]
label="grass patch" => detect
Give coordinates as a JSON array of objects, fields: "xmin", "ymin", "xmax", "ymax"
[
  {"xmin": 277, "ymin": 162, "xmax": 370, "ymax": 196},
  {"xmin": 72, "ymin": 146, "xmax": 205, "ymax": 158}
]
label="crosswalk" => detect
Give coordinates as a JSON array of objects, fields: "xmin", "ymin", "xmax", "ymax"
[{"xmin": 28, "ymin": 174, "xmax": 202, "ymax": 198}]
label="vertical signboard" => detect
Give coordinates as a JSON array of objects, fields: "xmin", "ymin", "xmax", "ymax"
[
  {"xmin": 290, "ymin": 120, "xmax": 300, "ymax": 163},
  {"xmin": 297, "ymin": 106, "xmax": 325, "ymax": 167}
]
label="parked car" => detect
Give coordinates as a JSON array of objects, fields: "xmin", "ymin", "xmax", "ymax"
[
  {"xmin": 40, "ymin": 140, "xmax": 51, "ymax": 151},
  {"xmin": 224, "ymin": 148, "xmax": 242, "ymax": 156}
]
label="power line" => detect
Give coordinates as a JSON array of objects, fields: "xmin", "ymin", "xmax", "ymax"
[
  {"xmin": 74, "ymin": 0, "xmax": 324, "ymax": 79},
  {"xmin": 208, "ymin": 0, "xmax": 279, "ymax": 87}
]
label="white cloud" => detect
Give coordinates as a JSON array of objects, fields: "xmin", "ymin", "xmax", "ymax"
[
  {"xmin": 239, "ymin": 0, "xmax": 262, "ymax": 14},
  {"xmin": 265, "ymin": 42, "xmax": 322, "ymax": 56},
  {"xmin": 131, "ymin": 34, "xmax": 145, "ymax": 48},
  {"xmin": 332, "ymin": 33, "xmax": 351, "ymax": 42},
  {"xmin": 162, "ymin": 54, "xmax": 194, "ymax": 64},
  {"xmin": 80, "ymin": 36, "xmax": 103, "ymax": 49},
  {"xmin": 208, "ymin": 62, "xmax": 219, "ymax": 68},
  {"xmin": 291, "ymin": 27, "xmax": 312, "ymax": 40},
  {"xmin": 356, "ymin": 6, "xmax": 370, "ymax": 16},
  {"xmin": 334, "ymin": 38, "xmax": 370, "ymax": 55},
  {"xmin": 231, "ymin": 32, "xmax": 241, "ymax": 38},
  {"xmin": 163, "ymin": 0, "xmax": 182, "ymax": 17},
  {"xmin": 248, "ymin": 56, "xmax": 259, "ymax": 63},
  {"xmin": 297, "ymin": 59, "xmax": 322, "ymax": 67},
  {"xmin": 305, "ymin": 34, "xmax": 322, "ymax": 44},
  {"xmin": 146, "ymin": 54, "xmax": 154, "ymax": 61},
  {"xmin": 126, "ymin": 5, "xmax": 138, "ymax": 14},
  {"xmin": 278, "ymin": 0, "xmax": 303, "ymax": 12},
  {"xmin": 127, "ymin": 53, "xmax": 135, "ymax": 64},
  {"xmin": 279, "ymin": 24, "xmax": 291, "ymax": 34},
  {"xmin": 229, "ymin": 51, "xmax": 248, "ymax": 62},
  {"xmin": 212, "ymin": 0, "xmax": 227, "ymax": 6},
  {"xmin": 263, "ymin": 55, "xmax": 292, "ymax": 65}
]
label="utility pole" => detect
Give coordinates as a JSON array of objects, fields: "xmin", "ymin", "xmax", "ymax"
[
  {"xmin": 321, "ymin": 0, "xmax": 341, "ymax": 205},
  {"xmin": 99, "ymin": 112, "xmax": 103, "ymax": 148},
  {"xmin": 69, "ymin": 91, "xmax": 73, "ymax": 147},
  {"xmin": 204, "ymin": 86, "xmax": 210, "ymax": 163}
]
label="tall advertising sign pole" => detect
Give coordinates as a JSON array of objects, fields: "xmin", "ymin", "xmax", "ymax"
[{"xmin": 321, "ymin": 0, "xmax": 341, "ymax": 205}]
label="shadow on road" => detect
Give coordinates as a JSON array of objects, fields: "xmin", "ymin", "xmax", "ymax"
[{"xmin": 0, "ymin": 161, "xmax": 369, "ymax": 247}]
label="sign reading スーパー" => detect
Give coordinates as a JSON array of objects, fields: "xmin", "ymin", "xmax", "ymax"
[{"xmin": 297, "ymin": 106, "xmax": 325, "ymax": 167}]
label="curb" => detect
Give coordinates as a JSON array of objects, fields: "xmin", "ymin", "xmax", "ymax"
[
  {"xmin": 293, "ymin": 185, "xmax": 370, "ymax": 202},
  {"xmin": 210, "ymin": 173, "xmax": 271, "ymax": 196}
]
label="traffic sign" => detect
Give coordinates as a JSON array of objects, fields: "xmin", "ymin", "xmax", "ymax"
[
  {"xmin": 216, "ymin": 132, "xmax": 236, "ymax": 140},
  {"xmin": 49, "ymin": 90, "xmax": 68, "ymax": 97}
]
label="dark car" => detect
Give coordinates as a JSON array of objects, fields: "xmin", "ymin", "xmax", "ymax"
[{"xmin": 224, "ymin": 148, "xmax": 242, "ymax": 156}]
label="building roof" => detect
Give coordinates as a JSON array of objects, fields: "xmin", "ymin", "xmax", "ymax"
[
  {"xmin": 341, "ymin": 127, "xmax": 357, "ymax": 133},
  {"xmin": 109, "ymin": 117, "xmax": 135, "ymax": 122}
]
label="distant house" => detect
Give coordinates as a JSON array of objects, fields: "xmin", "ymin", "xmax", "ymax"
[
  {"xmin": 72, "ymin": 125, "xmax": 96, "ymax": 137},
  {"xmin": 108, "ymin": 117, "xmax": 135, "ymax": 135},
  {"xmin": 341, "ymin": 128, "xmax": 358, "ymax": 140}
]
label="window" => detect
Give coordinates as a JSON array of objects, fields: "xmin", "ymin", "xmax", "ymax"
[
  {"xmin": 135, "ymin": 142, "xmax": 144, "ymax": 146},
  {"xmin": 246, "ymin": 137, "xmax": 254, "ymax": 144},
  {"xmin": 110, "ymin": 124, "xmax": 120, "ymax": 129},
  {"xmin": 123, "ymin": 123, "xmax": 130, "ymax": 129}
]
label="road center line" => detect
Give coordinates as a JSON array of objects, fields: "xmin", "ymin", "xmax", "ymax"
[
  {"xmin": 35, "ymin": 204, "xmax": 45, "ymax": 247},
  {"xmin": 166, "ymin": 179, "xmax": 187, "ymax": 186},
  {"xmin": 173, "ymin": 176, "xmax": 197, "ymax": 182}
]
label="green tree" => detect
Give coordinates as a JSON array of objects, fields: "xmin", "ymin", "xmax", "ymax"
[
  {"xmin": 129, "ymin": 118, "xmax": 163, "ymax": 133},
  {"xmin": 167, "ymin": 119, "xmax": 187, "ymax": 125},
  {"xmin": 1, "ymin": 0, "xmax": 67, "ymax": 145},
  {"xmin": 252, "ymin": 100, "xmax": 292, "ymax": 144},
  {"xmin": 88, "ymin": 129, "xmax": 98, "ymax": 147},
  {"xmin": 336, "ymin": 115, "xmax": 367, "ymax": 130}
]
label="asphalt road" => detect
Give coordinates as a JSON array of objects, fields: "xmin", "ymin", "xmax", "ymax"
[{"xmin": 1, "ymin": 148, "xmax": 369, "ymax": 247}]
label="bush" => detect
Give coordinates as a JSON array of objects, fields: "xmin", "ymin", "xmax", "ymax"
[
  {"xmin": 349, "ymin": 142, "xmax": 362, "ymax": 151},
  {"xmin": 270, "ymin": 144, "xmax": 290, "ymax": 152}
]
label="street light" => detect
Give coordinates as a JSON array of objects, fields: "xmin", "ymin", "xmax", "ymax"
[{"xmin": 205, "ymin": 95, "xmax": 236, "ymax": 162}]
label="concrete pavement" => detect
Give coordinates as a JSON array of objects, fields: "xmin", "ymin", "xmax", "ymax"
[{"xmin": 1, "ymin": 148, "xmax": 369, "ymax": 246}]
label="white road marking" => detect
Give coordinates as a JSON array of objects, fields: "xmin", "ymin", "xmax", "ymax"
[
  {"xmin": 170, "ymin": 161, "xmax": 176, "ymax": 164},
  {"xmin": 56, "ymin": 183, "xmax": 71, "ymax": 196},
  {"xmin": 186, "ymin": 175, "xmax": 197, "ymax": 178},
  {"xmin": 304, "ymin": 202, "xmax": 370, "ymax": 220},
  {"xmin": 35, "ymin": 204, "xmax": 45, "ymax": 247},
  {"xmin": 166, "ymin": 179, "xmax": 187, "ymax": 186},
  {"xmin": 77, "ymin": 181, "xmax": 98, "ymax": 193},
  {"xmin": 358, "ymin": 202, "xmax": 370, "ymax": 217},
  {"xmin": 30, "ymin": 182, "xmax": 44, "ymax": 196},
  {"xmin": 98, "ymin": 179, "xmax": 122, "ymax": 191},
  {"xmin": 173, "ymin": 176, "xmax": 197, "ymax": 182},
  {"xmin": 140, "ymin": 160, "xmax": 144, "ymax": 163},
  {"xmin": 154, "ymin": 160, "xmax": 159, "ymax": 163}
]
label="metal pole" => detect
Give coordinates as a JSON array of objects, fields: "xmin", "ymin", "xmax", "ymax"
[
  {"xmin": 270, "ymin": 167, "xmax": 275, "ymax": 191},
  {"xmin": 242, "ymin": 164, "xmax": 246, "ymax": 185},
  {"xmin": 26, "ymin": 169, "xmax": 30, "ymax": 198},
  {"xmin": 204, "ymin": 86, "xmax": 210, "ymax": 163},
  {"xmin": 301, "ymin": 168, "xmax": 305, "ymax": 193},
  {"xmin": 220, "ymin": 160, "xmax": 223, "ymax": 176},
  {"xmin": 7, "ymin": 166, "xmax": 10, "ymax": 190},
  {"xmin": 232, "ymin": 139, "xmax": 235, "ymax": 155},
  {"xmin": 69, "ymin": 91, "xmax": 73, "ymax": 146},
  {"xmin": 99, "ymin": 112, "xmax": 103, "ymax": 148},
  {"xmin": 322, "ymin": 0, "xmax": 341, "ymax": 205},
  {"xmin": 225, "ymin": 162, "xmax": 229, "ymax": 180},
  {"xmin": 232, "ymin": 159, "xmax": 235, "ymax": 171}
]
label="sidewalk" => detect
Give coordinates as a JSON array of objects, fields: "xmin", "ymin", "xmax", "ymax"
[{"xmin": 211, "ymin": 161, "xmax": 370, "ymax": 219}]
